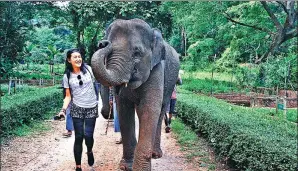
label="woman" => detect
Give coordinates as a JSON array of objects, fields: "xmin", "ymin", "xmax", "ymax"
[
  {"xmin": 57, "ymin": 48, "xmax": 98, "ymax": 171},
  {"xmin": 109, "ymin": 87, "xmax": 122, "ymax": 144}
]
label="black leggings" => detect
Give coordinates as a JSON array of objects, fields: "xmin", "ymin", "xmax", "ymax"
[{"xmin": 72, "ymin": 117, "xmax": 96, "ymax": 165}]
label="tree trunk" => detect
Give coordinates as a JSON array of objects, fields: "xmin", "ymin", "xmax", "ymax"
[
  {"xmin": 88, "ymin": 25, "xmax": 101, "ymax": 63},
  {"xmin": 255, "ymin": 1, "xmax": 298, "ymax": 63},
  {"xmin": 180, "ymin": 26, "xmax": 187, "ymax": 57}
]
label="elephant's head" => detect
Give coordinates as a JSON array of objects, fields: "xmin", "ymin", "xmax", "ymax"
[{"xmin": 91, "ymin": 19, "xmax": 165, "ymax": 89}]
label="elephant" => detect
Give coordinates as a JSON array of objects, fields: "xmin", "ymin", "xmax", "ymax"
[{"xmin": 91, "ymin": 18, "xmax": 180, "ymax": 171}]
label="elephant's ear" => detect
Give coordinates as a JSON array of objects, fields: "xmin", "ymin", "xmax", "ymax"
[{"xmin": 151, "ymin": 29, "xmax": 165, "ymax": 70}]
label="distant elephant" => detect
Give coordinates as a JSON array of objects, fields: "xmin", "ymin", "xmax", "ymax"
[{"xmin": 91, "ymin": 19, "xmax": 180, "ymax": 171}]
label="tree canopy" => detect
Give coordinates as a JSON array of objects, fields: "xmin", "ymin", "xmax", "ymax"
[{"xmin": 1, "ymin": 1, "xmax": 297, "ymax": 89}]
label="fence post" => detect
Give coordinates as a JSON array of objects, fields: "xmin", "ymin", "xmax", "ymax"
[
  {"xmin": 39, "ymin": 78, "xmax": 41, "ymax": 86},
  {"xmin": 14, "ymin": 77, "xmax": 17, "ymax": 93},
  {"xmin": 275, "ymin": 86, "xmax": 279, "ymax": 115},
  {"xmin": 8, "ymin": 77, "xmax": 11, "ymax": 95},
  {"xmin": 275, "ymin": 96, "xmax": 279, "ymax": 115},
  {"xmin": 283, "ymin": 96, "xmax": 287, "ymax": 119},
  {"xmin": 52, "ymin": 77, "xmax": 55, "ymax": 86},
  {"xmin": 250, "ymin": 96, "xmax": 255, "ymax": 107}
]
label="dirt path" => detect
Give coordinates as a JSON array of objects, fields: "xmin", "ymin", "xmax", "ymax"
[{"xmin": 1, "ymin": 105, "xmax": 204, "ymax": 171}]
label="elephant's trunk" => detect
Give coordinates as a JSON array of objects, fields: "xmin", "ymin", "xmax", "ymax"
[{"xmin": 91, "ymin": 40, "xmax": 129, "ymax": 87}]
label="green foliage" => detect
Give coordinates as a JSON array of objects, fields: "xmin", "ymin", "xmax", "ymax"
[
  {"xmin": 286, "ymin": 109, "xmax": 298, "ymax": 123},
  {"xmin": 262, "ymin": 55, "xmax": 297, "ymax": 89},
  {"xmin": 234, "ymin": 64, "xmax": 260, "ymax": 88},
  {"xmin": 181, "ymin": 77, "xmax": 239, "ymax": 94},
  {"xmin": 12, "ymin": 121, "xmax": 50, "ymax": 137},
  {"xmin": 0, "ymin": 2, "xmax": 68, "ymax": 79},
  {"xmin": 176, "ymin": 89, "xmax": 297, "ymax": 171},
  {"xmin": 67, "ymin": 1, "xmax": 169, "ymax": 62},
  {"xmin": 254, "ymin": 108, "xmax": 298, "ymax": 123},
  {"xmin": 180, "ymin": 65, "xmax": 241, "ymax": 94},
  {"xmin": 234, "ymin": 53, "xmax": 297, "ymax": 90},
  {"xmin": 168, "ymin": 28, "xmax": 183, "ymax": 54},
  {"xmin": 23, "ymin": 26, "xmax": 73, "ymax": 65},
  {"xmin": 187, "ymin": 38, "xmax": 216, "ymax": 69},
  {"xmin": 1, "ymin": 86, "xmax": 61, "ymax": 136},
  {"xmin": 163, "ymin": 1, "xmax": 297, "ymax": 89},
  {"xmin": 0, "ymin": 2, "xmax": 32, "ymax": 78},
  {"xmin": 215, "ymin": 47, "xmax": 238, "ymax": 72},
  {"xmin": 0, "ymin": 84, "xmax": 36, "ymax": 95}
]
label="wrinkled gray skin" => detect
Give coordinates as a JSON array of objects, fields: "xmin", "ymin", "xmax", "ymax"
[{"xmin": 91, "ymin": 19, "xmax": 180, "ymax": 171}]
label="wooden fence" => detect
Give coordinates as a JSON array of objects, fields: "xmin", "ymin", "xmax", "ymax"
[
  {"xmin": 0, "ymin": 77, "xmax": 61, "ymax": 95},
  {"xmin": 249, "ymin": 87, "xmax": 297, "ymax": 117}
]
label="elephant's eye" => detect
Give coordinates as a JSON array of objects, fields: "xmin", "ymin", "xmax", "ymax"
[
  {"xmin": 133, "ymin": 51, "xmax": 141, "ymax": 57},
  {"xmin": 133, "ymin": 47, "xmax": 143, "ymax": 57}
]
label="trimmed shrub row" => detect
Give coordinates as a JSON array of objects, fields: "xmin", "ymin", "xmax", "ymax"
[
  {"xmin": 1, "ymin": 86, "xmax": 62, "ymax": 136},
  {"xmin": 176, "ymin": 89, "xmax": 297, "ymax": 171}
]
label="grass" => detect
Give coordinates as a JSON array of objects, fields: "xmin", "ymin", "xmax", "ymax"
[
  {"xmin": 0, "ymin": 84, "xmax": 37, "ymax": 95},
  {"xmin": 182, "ymin": 70, "xmax": 235, "ymax": 83},
  {"xmin": 286, "ymin": 108, "xmax": 298, "ymax": 123},
  {"xmin": 12, "ymin": 120, "xmax": 51, "ymax": 136},
  {"xmin": 1, "ymin": 108, "xmax": 58, "ymax": 144},
  {"xmin": 254, "ymin": 107, "xmax": 298, "ymax": 123},
  {"xmin": 180, "ymin": 68, "xmax": 252, "ymax": 94},
  {"xmin": 171, "ymin": 118, "xmax": 219, "ymax": 170},
  {"xmin": 180, "ymin": 77, "xmax": 243, "ymax": 94}
]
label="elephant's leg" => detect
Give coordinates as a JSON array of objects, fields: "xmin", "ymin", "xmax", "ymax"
[
  {"xmin": 133, "ymin": 90, "xmax": 163, "ymax": 170},
  {"xmin": 152, "ymin": 104, "xmax": 168, "ymax": 159},
  {"xmin": 117, "ymin": 98, "xmax": 136, "ymax": 171}
]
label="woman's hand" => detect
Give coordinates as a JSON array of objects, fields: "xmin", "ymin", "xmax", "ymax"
[{"xmin": 54, "ymin": 109, "xmax": 66, "ymax": 121}]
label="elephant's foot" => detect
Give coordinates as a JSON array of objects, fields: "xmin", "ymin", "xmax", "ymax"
[
  {"xmin": 119, "ymin": 158, "xmax": 133, "ymax": 171},
  {"xmin": 152, "ymin": 148, "xmax": 163, "ymax": 159}
]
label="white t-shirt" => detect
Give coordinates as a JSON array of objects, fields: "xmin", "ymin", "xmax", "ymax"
[{"xmin": 63, "ymin": 65, "xmax": 97, "ymax": 108}]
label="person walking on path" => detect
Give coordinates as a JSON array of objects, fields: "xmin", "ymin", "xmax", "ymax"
[
  {"xmin": 165, "ymin": 75, "xmax": 182, "ymax": 133},
  {"xmin": 59, "ymin": 80, "xmax": 74, "ymax": 138},
  {"xmin": 62, "ymin": 104, "xmax": 74, "ymax": 137},
  {"xmin": 57, "ymin": 48, "xmax": 99, "ymax": 171},
  {"xmin": 109, "ymin": 88, "xmax": 122, "ymax": 144}
]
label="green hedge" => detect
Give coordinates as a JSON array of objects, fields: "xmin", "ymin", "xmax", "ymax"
[
  {"xmin": 1, "ymin": 86, "xmax": 62, "ymax": 136},
  {"xmin": 176, "ymin": 89, "xmax": 297, "ymax": 171}
]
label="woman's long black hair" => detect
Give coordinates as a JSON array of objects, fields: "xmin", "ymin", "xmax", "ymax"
[{"xmin": 64, "ymin": 48, "xmax": 87, "ymax": 76}]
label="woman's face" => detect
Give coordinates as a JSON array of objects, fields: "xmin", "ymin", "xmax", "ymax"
[{"xmin": 68, "ymin": 52, "xmax": 82, "ymax": 69}]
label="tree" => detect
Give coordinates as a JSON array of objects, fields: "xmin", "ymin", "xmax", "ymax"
[
  {"xmin": 67, "ymin": 1, "xmax": 168, "ymax": 63},
  {"xmin": 0, "ymin": 2, "xmax": 33, "ymax": 78},
  {"xmin": 223, "ymin": 1, "xmax": 297, "ymax": 63},
  {"xmin": 47, "ymin": 45, "xmax": 59, "ymax": 74}
]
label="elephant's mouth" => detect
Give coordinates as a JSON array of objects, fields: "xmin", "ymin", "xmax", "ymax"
[
  {"xmin": 130, "ymin": 68, "xmax": 141, "ymax": 82},
  {"xmin": 123, "ymin": 64, "xmax": 143, "ymax": 89}
]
